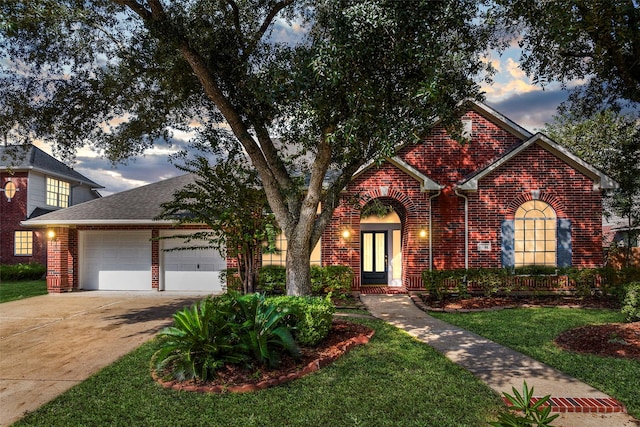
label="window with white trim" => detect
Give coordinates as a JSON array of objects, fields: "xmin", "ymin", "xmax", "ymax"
[
  {"xmin": 46, "ymin": 177, "xmax": 70, "ymax": 208},
  {"xmin": 514, "ymin": 200, "xmax": 557, "ymax": 267},
  {"xmin": 262, "ymin": 233, "xmax": 321, "ymax": 266},
  {"xmin": 14, "ymin": 231, "xmax": 33, "ymax": 256}
]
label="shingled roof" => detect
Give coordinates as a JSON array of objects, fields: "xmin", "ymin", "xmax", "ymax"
[
  {"xmin": 0, "ymin": 144, "xmax": 103, "ymax": 188},
  {"xmin": 22, "ymin": 173, "xmax": 195, "ymax": 226}
]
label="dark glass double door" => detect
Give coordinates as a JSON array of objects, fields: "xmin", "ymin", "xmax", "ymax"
[{"xmin": 361, "ymin": 231, "xmax": 387, "ymax": 285}]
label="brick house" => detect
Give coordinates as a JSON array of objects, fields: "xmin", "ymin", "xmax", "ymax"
[
  {"xmin": 24, "ymin": 102, "xmax": 616, "ymax": 293},
  {"xmin": 1, "ymin": 145, "xmax": 102, "ymax": 266}
]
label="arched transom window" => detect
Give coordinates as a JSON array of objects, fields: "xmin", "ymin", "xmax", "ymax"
[{"xmin": 514, "ymin": 200, "xmax": 557, "ymax": 267}]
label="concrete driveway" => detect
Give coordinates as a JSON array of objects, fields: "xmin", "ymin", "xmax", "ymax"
[{"xmin": 0, "ymin": 291, "xmax": 204, "ymax": 426}]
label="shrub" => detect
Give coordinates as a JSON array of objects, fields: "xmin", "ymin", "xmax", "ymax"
[
  {"xmin": 258, "ymin": 265, "xmax": 286, "ymax": 295},
  {"xmin": 311, "ymin": 265, "xmax": 353, "ymax": 298},
  {"xmin": 269, "ymin": 295, "xmax": 336, "ymax": 346},
  {"xmin": 621, "ymin": 282, "xmax": 640, "ymax": 323},
  {"xmin": 422, "ymin": 269, "xmax": 466, "ymax": 300},
  {"xmin": 490, "ymin": 381, "xmax": 559, "ymax": 427},
  {"xmin": 466, "ymin": 268, "xmax": 510, "ymax": 297},
  {"xmin": 513, "ymin": 265, "xmax": 557, "ymax": 276},
  {"xmin": 153, "ymin": 295, "xmax": 247, "ymax": 381},
  {"xmin": 565, "ymin": 268, "xmax": 597, "ymax": 298},
  {"xmin": 235, "ymin": 293, "xmax": 300, "ymax": 367},
  {"xmin": 0, "ymin": 263, "xmax": 46, "ymax": 281}
]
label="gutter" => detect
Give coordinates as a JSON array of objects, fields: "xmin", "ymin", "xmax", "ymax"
[
  {"xmin": 454, "ymin": 189, "xmax": 469, "ymax": 270},
  {"xmin": 428, "ymin": 190, "xmax": 441, "ymax": 271}
]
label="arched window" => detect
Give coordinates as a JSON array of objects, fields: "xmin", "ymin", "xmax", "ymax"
[{"xmin": 514, "ymin": 200, "xmax": 556, "ymax": 267}]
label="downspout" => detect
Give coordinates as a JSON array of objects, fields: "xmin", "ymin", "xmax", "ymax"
[
  {"xmin": 428, "ymin": 190, "xmax": 441, "ymax": 271},
  {"xmin": 454, "ymin": 189, "xmax": 469, "ymax": 270}
]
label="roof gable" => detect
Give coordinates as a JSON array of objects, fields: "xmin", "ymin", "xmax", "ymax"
[
  {"xmin": 456, "ymin": 133, "xmax": 618, "ymax": 191},
  {"xmin": 352, "ymin": 156, "xmax": 443, "ymax": 191},
  {"xmin": 22, "ymin": 173, "xmax": 195, "ymax": 226},
  {"xmin": 0, "ymin": 145, "xmax": 103, "ymax": 188}
]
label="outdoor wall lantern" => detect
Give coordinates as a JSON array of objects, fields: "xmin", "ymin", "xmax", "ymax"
[
  {"xmin": 2, "ymin": 180, "xmax": 17, "ymax": 202},
  {"xmin": 419, "ymin": 229, "xmax": 428, "ymax": 239},
  {"xmin": 341, "ymin": 229, "xmax": 351, "ymax": 239},
  {"xmin": 47, "ymin": 230, "xmax": 56, "ymax": 241}
]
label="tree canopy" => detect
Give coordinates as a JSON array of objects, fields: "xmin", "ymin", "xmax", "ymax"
[
  {"xmin": 492, "ymin": 0, "xmax": 639, "ymax": 114},
  {"xmin": 1, "ymin": 0, "xmax": 495, "ymax": 295}
]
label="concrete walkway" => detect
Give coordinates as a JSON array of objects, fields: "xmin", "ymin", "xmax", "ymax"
[
  {"xmin": 360, "ymin": 294, "xmax": 640, "ymax": 427},
  {"xmin": 0, "ymin": 291, "xmax": 203, "ymax": 426}
]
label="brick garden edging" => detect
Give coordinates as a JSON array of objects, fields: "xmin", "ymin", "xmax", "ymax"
[{"xmin": 151, "ymin": 326, "xmax": 375, "ymax": 394}]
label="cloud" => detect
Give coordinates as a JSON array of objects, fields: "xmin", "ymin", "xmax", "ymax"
[{"xmin": 486, "ymin": 89, "xmax": 569, "ymax": 132}]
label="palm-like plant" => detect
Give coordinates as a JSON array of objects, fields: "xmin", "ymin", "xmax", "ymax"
[
  {"xmin": 236, "ymin": 293, "xmax": 301, "ymax": 367},
  {"xmin": 154, "ymin": 297, "xmax": 246, "ymax": 381}
]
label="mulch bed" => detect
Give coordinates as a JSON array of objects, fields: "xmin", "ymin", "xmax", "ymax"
[
  {"xmin": 420, "ymin": 295, "xmax": 620, "ymax": 310},
  {"xmin": 152, "ymin": 320, "xmax": 374, "ymax": 393},
  {"xmin": 555, "ymin": 322, "xmax": 640, "ymax": 360}
]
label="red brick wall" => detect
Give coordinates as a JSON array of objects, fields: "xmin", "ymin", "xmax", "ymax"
[
  {"xmin": 473, "ymin": 144, "xmax": 604, "ymax": 268},
  {"xmin": 0, "ymin": 173, "xmax": 47, "ymax": 265},
  {"xmin": 322, "ymin": 109, "xmax": 606, "ymax": 289}
]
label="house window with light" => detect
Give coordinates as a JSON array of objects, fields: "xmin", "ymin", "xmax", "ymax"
[
  {"xmin": 514, "ymin": 200, "xmax": 557, "ymax": 267},
  {"xmin": 261, "ymin": 233, "xmax": 322, "ymax": 266},
  {"xmin": 14, "ymin": 231, "xmax": 33, "ymax": 256},
  {"xmin": 46, "ymin": 177, "xmax": 70, "ymax": 208}
]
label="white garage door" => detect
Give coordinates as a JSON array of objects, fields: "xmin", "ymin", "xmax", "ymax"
[
  {"xmin": 160, "ymin": 231, "xmax": 225, "ymax": 293},
  {"xmin": 80, "ymin": 230, "xmax": 152, "ymax": 290}
]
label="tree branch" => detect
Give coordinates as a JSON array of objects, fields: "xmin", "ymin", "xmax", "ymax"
[
  {"xmin": 111, "ymin": 0, "xmax": 152, "ymax": 20},
  {"xmin": 223, "ymin": 0, "xmax": 246, "ymax": 52},
  {"xmin": 244, "ymin": 0, "xmax": 294, "ymax": 58}
]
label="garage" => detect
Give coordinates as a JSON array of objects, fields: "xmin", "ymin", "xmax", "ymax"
[
  {"xmin": 80, "ymin": 230, "xmax": 152, "ymax": 291},
  {"xmin": 160, "ymin": 231, "xmax": 225, "ymax": 293}
]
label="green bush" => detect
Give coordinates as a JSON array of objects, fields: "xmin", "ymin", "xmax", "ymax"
[
  {"xmin": 466, "ymin": 268, "xmax": 510, "ymax": 297},
  {"xmin": 0, "ymin": 263, "xmax": 46, "ymax": 281},
  {"xmin": 565, "ymin": 268, "xmax": 598, "ymax": 298},
  {"xmin": 422, "ymin": 269, "xmax": 466, "ymax": 300},
  {"xmin": 269, "ymin": 295, "xmax": 336, "ymax": 346},
  {"xmin": 621, "ymin": 282, "xmax": 640, "ymax": 323},
  {"xmin": 154, "ymin": 295, "xmax": 248, "ymax": 381},
  {"xmin": 154, "ymin": 292, "xmax": 303, "ymax": 381},
  {"xmin": 258, "ymin": 265, "xmax": 286, "ymax": 295},
  {"xmin": 311, "ymin": 265, "xmax": 353, "ymax": 298}
]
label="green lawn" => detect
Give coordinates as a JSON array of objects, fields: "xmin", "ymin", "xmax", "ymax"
[
  {"xmin": 431, "ymin": 308, "xmax": 640, "ymax": 419},
  {"xmin": 14, "ymin": 318, "xmax": 504, "ymax": 427},
  {"xmin": 0, "ymin": 279, "xmax": 47, "ymax": 303}
]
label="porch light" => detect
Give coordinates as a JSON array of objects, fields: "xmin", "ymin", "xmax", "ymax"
[
  {"xmin": 47, "ymin": 230, "xmax": 56, "ymax": 240},
  {"xmin": 419, "ymin": 229, "xmax": 428, "ymax": 238},
  {"xmin": 341, "ymin": 229, "xmax": 351, "ymax": 239}
]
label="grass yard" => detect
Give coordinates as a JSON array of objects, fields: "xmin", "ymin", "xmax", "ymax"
[
  {"xmin": 431, "ymin": 308, "xmax": 640, "ymax": 419},
  {"xmin": 0, "ymin": 279, "xmax": 47, "ymax": 303},
  {"xmin": 14, "ymin": 318, "xmax": 504, "ymax": 427}
]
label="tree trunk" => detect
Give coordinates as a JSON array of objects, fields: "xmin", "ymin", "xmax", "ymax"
[{"xmin": 285, "ymin": 233, "xmax": 312, "ymax": 296}]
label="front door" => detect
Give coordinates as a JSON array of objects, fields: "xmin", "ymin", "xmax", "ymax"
[{"xmin": 361, "ymin": 231, "xmax": 387, "ymax": 284}]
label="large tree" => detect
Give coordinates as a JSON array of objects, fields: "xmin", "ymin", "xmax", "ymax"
[
  {"xmin": 492, "ymin": 0, "xmax": 640, "ymax": 113},
  {"xmin": 1, "ymin": 0, "xmax": 494, "ymax": 295}
]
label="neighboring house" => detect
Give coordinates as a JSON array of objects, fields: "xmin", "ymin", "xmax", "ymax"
[
  {"xmin": 23, "ymin": 174, "xmax": 227, "ymax": 293},
  {"xmin": 1, "ymin": 145, "xmax": 102, "ymax": 266},
  {"xmin": 24, "ymin": 101, "xmax": 617, "ymax": 293}
]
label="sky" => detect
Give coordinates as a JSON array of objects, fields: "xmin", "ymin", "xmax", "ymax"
[{"xmin": 28, "ymin": 24, "xmax": 573, "ymax": 197}]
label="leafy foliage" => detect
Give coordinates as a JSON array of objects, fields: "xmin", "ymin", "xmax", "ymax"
[
  {"xmin": 310, "ymin": 265, "xmax": 353, "ymax": 299},
  {"xmin": 154, "ymin": 292, "xmax": 302, "ymax": 380},
  {"xmin": 269, "ymin": 295, "xmax": 336, "ymax": 346},
  {"xmin": 0, "ymin": 263, "xmax": 45, "ymax": 281},
  {"xmin": 258, "ymin": 265, "xmax": 287, "ymax": 295},
  {"xmin": 492, "ymin": 0, "xmax": 640, "ymax": 111},
  {"xmin": 157, "ymin": 150, "xmax": 278, "ymax": 293},
  {"xmin": 621, "ymin": 282, "xmax": 640, "ymax": 322},
  {"xmin": 235, "ymin": 293, "xmax": 300, "ymax": 367},
  {"xmin": 154, "ymin": 296, "xmax": 247, "ymax": 382},
  {"xmin": 490, "ymin": 381, "xmax": 559, "ymax": 427}
]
